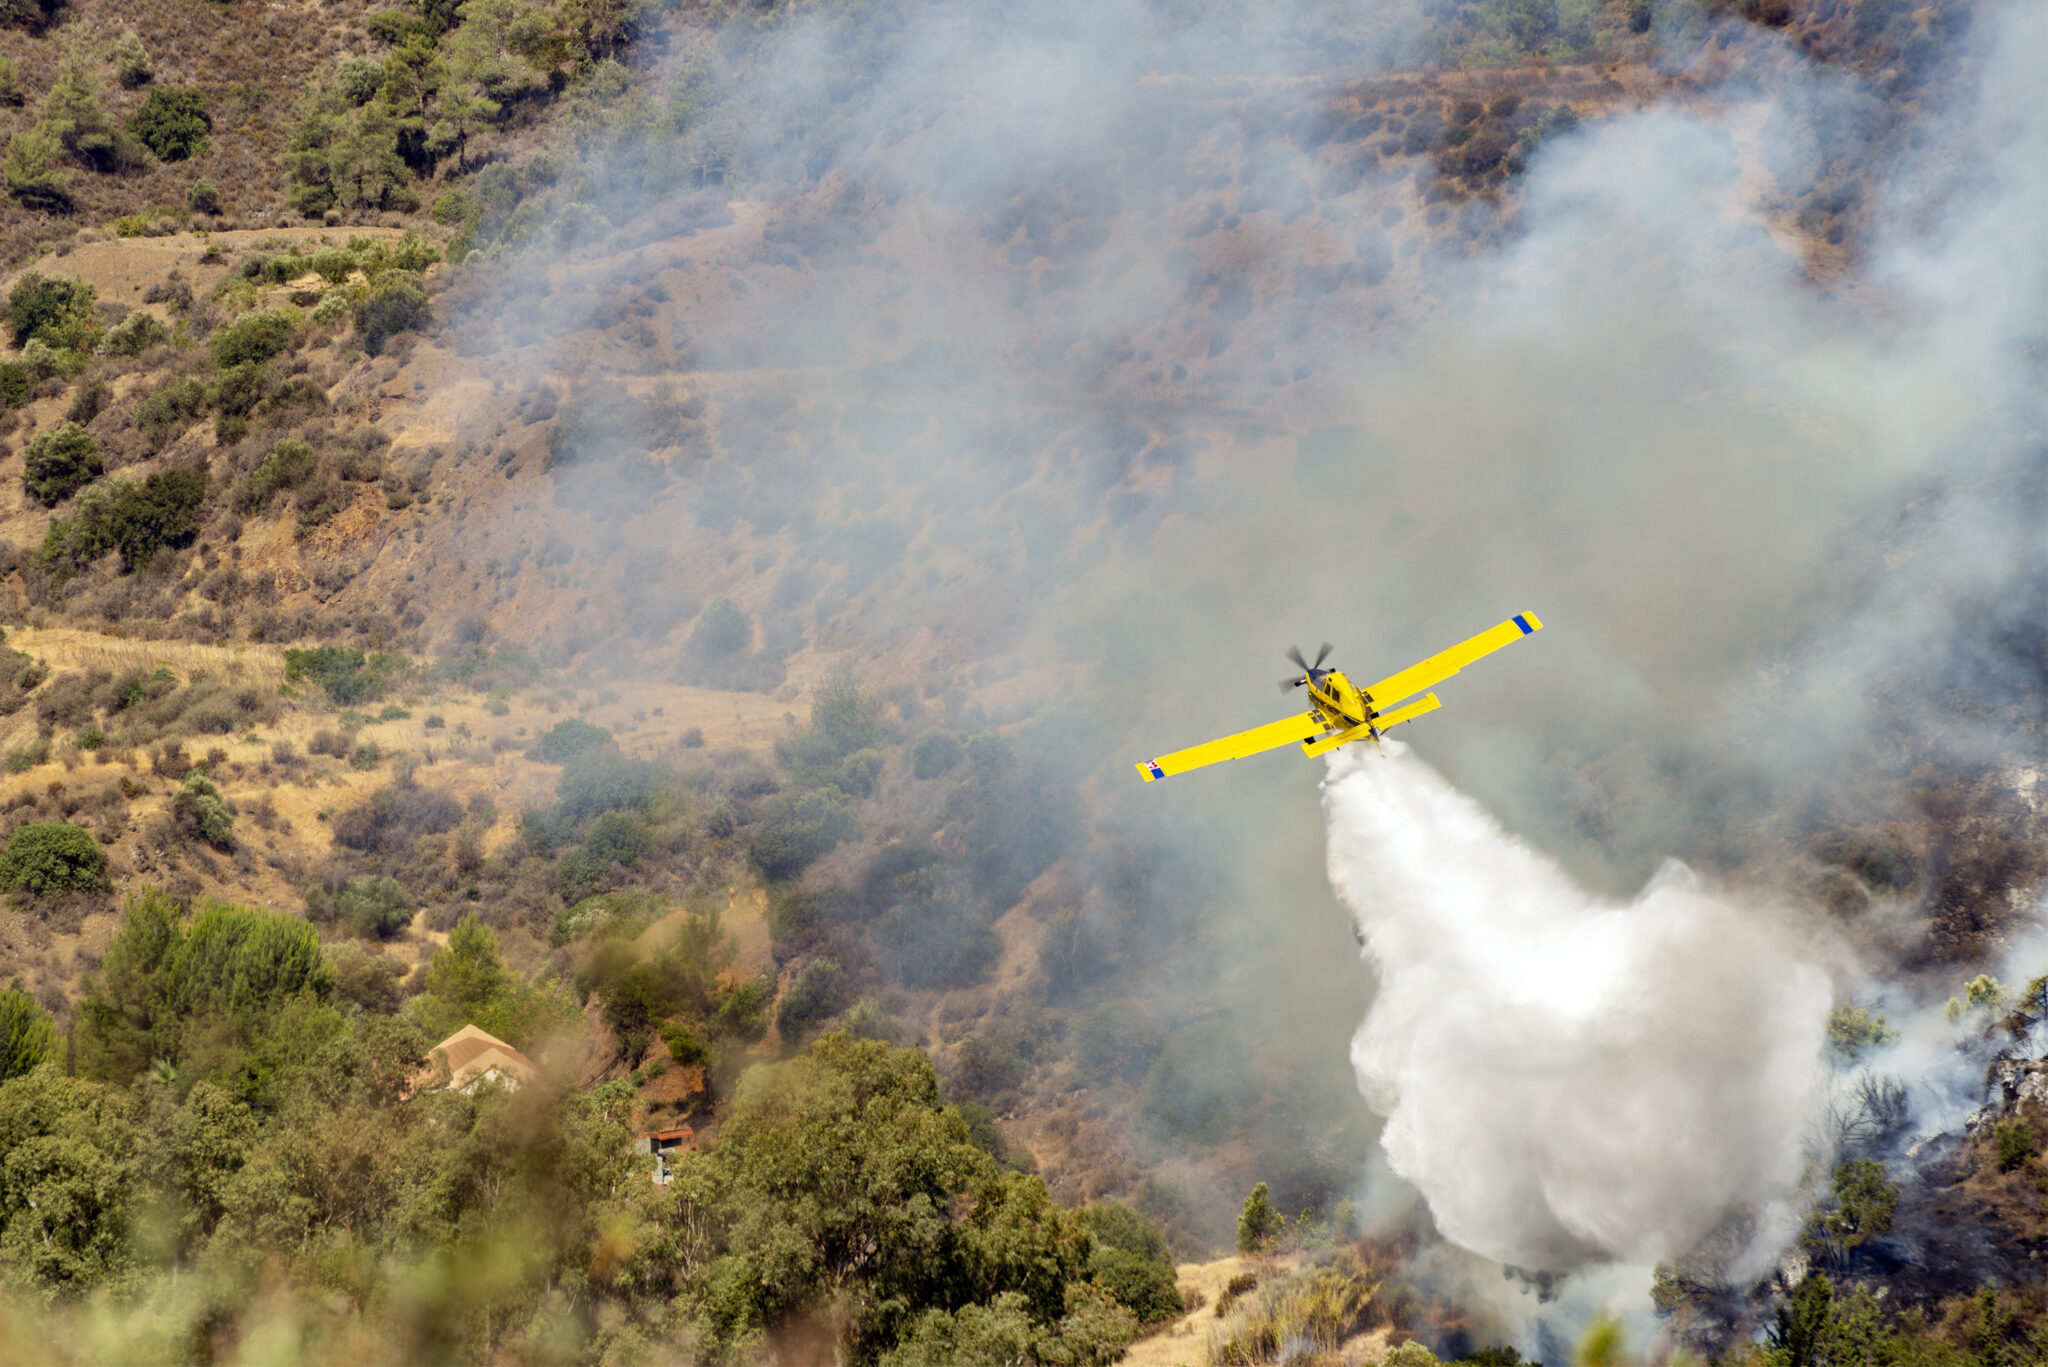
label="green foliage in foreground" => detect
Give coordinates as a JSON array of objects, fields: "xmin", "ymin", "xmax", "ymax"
[
  {"xmin": 0, "ymin": 821, "xmax": 107, "ymax": 895},
  {"xmin": 1763, "ymin": 1272, "xmax": 2046, "ymax": 1367},
  {"xmin": 0, "ymin": 1000, "xmax": 1155, "ymax": 1366},
  {"xmin": 0, "ymin": 984, "xmax": 53, "ymax": 1081},
  {"xmin": 659, "ymin": 1033, "xmax": 1138, "ymax": 1363}
]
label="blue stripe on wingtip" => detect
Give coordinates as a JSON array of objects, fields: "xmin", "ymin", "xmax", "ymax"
[{"xmin": 1512, "ymin": 614, "xmax": 1532, "ymax": 634}]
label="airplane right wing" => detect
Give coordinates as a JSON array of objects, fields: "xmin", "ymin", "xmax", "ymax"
[
  {"xmin": 1136, "ymin": 712, "xmax": 1321, "ymax": 782},
  {"xmin": 1359, "ymin": 613, "xmax": 1542, "ymax": 710}
]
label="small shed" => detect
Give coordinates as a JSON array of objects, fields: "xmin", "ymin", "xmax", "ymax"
[{"xmin": 634, "ymin": 1126, "xmax": 696, "ymax": 1184}]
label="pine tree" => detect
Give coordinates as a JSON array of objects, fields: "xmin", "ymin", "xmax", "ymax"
[
  {"xmin": 1236, "ymin": 1181, "xmax": 1277, "ymax": 1256},
  {"xmin": 42, "ymin": 50, "xmax": 124, "ymax": 171},
  {"xmin": 1767, "ymin": 1272, "xmax": 1835, "ymax": 1367}
]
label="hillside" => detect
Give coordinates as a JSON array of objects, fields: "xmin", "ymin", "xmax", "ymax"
[{"xmin": 0, "ymin": 0, "xmax": 2035, "ymax": 1363}]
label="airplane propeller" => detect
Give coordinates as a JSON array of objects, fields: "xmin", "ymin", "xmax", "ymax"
[{"xmin": 1280, "ymin": 642, "xmax": 1336, "ymax": 693}]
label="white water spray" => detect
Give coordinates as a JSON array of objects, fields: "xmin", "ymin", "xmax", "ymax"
[{"xmin": 1324, "ymin": 743, "xmax": 1831, "ymax": 1272}]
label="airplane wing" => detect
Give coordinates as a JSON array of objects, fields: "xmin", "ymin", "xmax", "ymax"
[
  {"xmin": 1136, "ymin": 712, "xmax": 1321, "ymax": 782},
  {"xmin": 1361, "ymin": 613, "xmax": 1543, "ymax": 710},
  {"xmin": 1372, "ymin": 692, "xmax": 1440, "ymax": 732}
]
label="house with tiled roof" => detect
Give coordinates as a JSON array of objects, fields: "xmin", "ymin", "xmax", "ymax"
[{"xmin": 413, "ymin": 1024, "xmax": 540, "ymax": 1095}]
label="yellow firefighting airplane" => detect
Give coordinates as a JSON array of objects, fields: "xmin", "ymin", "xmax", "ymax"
[{"xmin": 1136, "ymin": 613, "xmax": 1544, "ymax": 783}]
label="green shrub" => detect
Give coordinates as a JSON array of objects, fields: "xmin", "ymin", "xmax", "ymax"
[
  {"xmin": 22, "ymin": 422, "xmax": 103, "ymax": 505},
  {"xmin": 304, "ymin": 875, "xmax": 409, "ymax": 939},
  {"xmin": 280, "ymin": 645, "xmax": 409, "ymax": 704},
  {"xmin": 748, "ymin": 787, "xmax": 859, "ymax": 881},
  {"xmin": 431, "ymin": 188, "xmax": 475, "ymax": 224},
  {"xmin": 0, "ymin": 56, "xmax": 19, "ymax": 107},
  {"xmin": 775, "ymin": 958, "xmax": 848, "ymax": 1041},
  {"xmin": 909, "ymin": 729, "xmax": 962, "ymax": 779},
  {"xmin": 1083, "ymin": 1203, "xmax": 1182, "ymax": 1323},
  {"xmin": 350, "ymin": 741, "xmax": 381, "ymax": 771},
  {"xmin": 335, "ymin": 56, "xmax": 384, "ymax": 106},
  {"xmin": 5, "ymin": 272, "xmax": 94, "ymax": 349},
  {"xmin": 241, "ymin": 438, "xmax": 318, "ymax": 513},
  {"xmin": 171, "ymin": 771, "xmax": 234, "ymax": 848},
  {"xmin": 713, "ymin": 976, "xmax": 772, "ymax": 1041},
  {"xmin": 18, "ymin": 336, "xmax": 77, "ymax": 381},
  {"xmin": 0, "ymin": 822, "xmax": 108, "ymax": 895},
  {"xmin": 186, "ymin": 178, "xmax": 220, "ymax": 215},
  {"xmin": 689, "ymin": 598, "xmax": 753, "ymax": 660},
  {"xmin": 129, "ymin": 88, "xmax": 209, "ymax": 162},
  {"xmin": 66, "ymin": 375, "xmax": 109, "ymax": 425},
  {"xmin": 99, "ymin": 309, "xmax": 171, "ymax": 357},
  {"xmin": 134, "ymin": 376, "xmax": 206, "ymax": 450},
  {"xmin": 209, "ymin": 309, "xmax": 300, "ymax": 368},
  {"xmin": 1994, "ymin": 1117, "xmax": 2036, "ymax": 1172},
  {"xmin": 111, "ymin": 31, "xmax": 151, "ymax": 88},
  {"xmin": 208, "ymin": 361, "xmax": 274, "ymax": 418},
  {"xmin": 353, "ymin": 275, "xmax": 430, "ymax": 356},
  {"xmin": 308, "ymin": 247, "xmax": 355, "ymax": 284},
  {"xmin": 310, "ymin": 292, "xmax": 351, "ymax": 326},
  {"xmin": 660, "ymin": 1021, "xmax": 710, "ymax": 1066},
  {"xmin": 535, "ymin": 717, "xmax": 615, "ymax": 764},
  {"xmin": 0, "ymin": 362, "xmax": 29, "ymax": 407},
  {"xmin": 39, "ymin": 465, "xmax": 207, "ymax": 574},
  {"xmin": 3, "ymin": 127, "xmax": 69, "ymax": 210}
]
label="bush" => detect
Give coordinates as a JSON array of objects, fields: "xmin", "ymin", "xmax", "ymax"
[
  {"xmin": 171, "ymin": 770, "xmax": 234, "ymax": 848},
  {"xmin": 241, "ymin": 438, "xmax": 318, "ymax": 513},
  {"xmin": 330, "ymin": 782, "xmax": 461, "ymax": 853},
  {"xmin": 0, "ymin": 57, "xmax": 19, "ymax": 107},
  {"xmin": 775, "ymin": 958, "xmax": 848, "ymax": 1041},
  {"xmin": 111, "ymin": 31, "xmax": 151, "ymax": 87},
  {"xmin": 1141, "ymin": 1018, "xmax": 1258, "ymax": 1146},
  {"xmin": 129, "ymin": 88, "xmax": 209, "ymax": 162},
  {"xmin": 712, "ymin": 977, "xmax": 772, "ymax": 1041},
  {"xmin": 208, "ymin": 361, "xmax": 274, "ymax": 418},
  {"xmin": 5, "ymin": 272, "xmax": 94, "ymax": 349},
  {"xmin": 134, "ymin": 377, "xmax": 206, "ymax": 451},
  {"xmin": 660, "ymin": 1021, "xmax": 710, "ymax": 1066},
  {"xmin": 534, "ymin": 717, "xmax": 615, "ymax": 764},
  {"xmin": 909, "ymin": 729, "xmax": 962, "ymax": 779},
  {"xmin": 99, "ymin": 309, "xmax": 170, "ymax": 357},
  {"xmin": 66, "ymin": 375, "xmax": 108, "ymax": 425},
  {"xmin": 1083, "ymin": 1203, "xmax": 1182, "ymax": 1323},
  {"xmin": 336, "ymin": 56, "xmax": 384, "ymax": 106},
  {"xmin": 40, "ymin": 465, "xmax": 207, "ymax": 573},
  {"xmin": 210, "ymin": 309, "xmax": 299, "ymax": 368},
  {"xmin": 748, "ymin": 787, "xmax": 859, "ymax": 882},
  {"xmin": 304, "ymin": 875, "xmax": 410, "ymax": 939},
  {"xmin": 1994, "ymin": 1117, "xmax": 2036, "ymax": 1172},
  {"xmin": 281, "ymin": 646, "xmax": 406, "ymax": 703},
  {"xmin": 186, "ymin": 178, "xmax": 220, "ymax": 215},
  {"xmin": 0, "ymin": 822, "xmax": 108, "ymax": 895},
  {"xmin": 353, "ymin": 275, "xmax": 430, "ymax": 356},
  {"xmin": 690, "ymin": 598, "xmax": 752, "ymax": 660},
  {"xmin": 22, "ymin": 423, "xmax": 103, "ymax": 505}
]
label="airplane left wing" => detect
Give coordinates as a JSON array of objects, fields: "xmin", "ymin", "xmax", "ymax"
[
  {"xmin": 1136, "ymin": 712, "xmax": 1321, "ymax": 782},
  {"xmin": 1359, "ymin": 613, "xmax": 1542, "ymax": 711}
]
